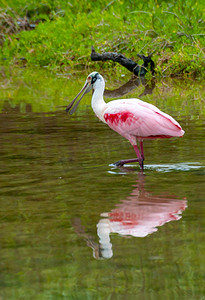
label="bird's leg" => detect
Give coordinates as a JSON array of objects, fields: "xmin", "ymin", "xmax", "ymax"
[
  {"xmin": 114, "ymin": 158, "xmax": 139, "ymax": 167},
  {"xmin": 133, "ymin": 145, "xmax": 144, "ymax": 170},
  {"xmin": 114, "ymin": 143, "xmax": 144, "ymax": 170},
  {"xmin": 139, "ymin": 140, "xmax": 145, "ymax": 161}
]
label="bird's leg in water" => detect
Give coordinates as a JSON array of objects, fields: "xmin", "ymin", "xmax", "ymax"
[
  {"xmin": 114, "ymin": 143, "xmax": 144, "ymax": 170},
  {"xmin": 114, "ymin": 158, "xmax": 139, "ymax": 167}
]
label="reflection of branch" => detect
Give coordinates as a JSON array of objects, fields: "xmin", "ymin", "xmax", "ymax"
[
  {"xmin": 104, "ymin": 76, "xmax": 155, "ymax": 98},
  {"xmin": 91, "ymin": 46, "xmax": 155, "ymax": 76},
  {"xmin": 139, "ymin": 78, "xmax": 156, "ymax": 97},
  {"xmin": 72, "ymin": 218, "xmax": 102, "ymax": 260}
]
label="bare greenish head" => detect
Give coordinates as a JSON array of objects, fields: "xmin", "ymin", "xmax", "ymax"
[{"xmin": 65, "ymin": 72, "xmax": 102, "ymax": 114}]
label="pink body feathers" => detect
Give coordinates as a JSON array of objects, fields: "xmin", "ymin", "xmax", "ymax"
[{"xmin": 103, "ymin": 98, "xmax": 184, "ymax": 145}]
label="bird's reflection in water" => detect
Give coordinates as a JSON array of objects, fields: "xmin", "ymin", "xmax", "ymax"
[{"xmin": 72, "ymin": 175, "xmax": 187, "ymax": 260}]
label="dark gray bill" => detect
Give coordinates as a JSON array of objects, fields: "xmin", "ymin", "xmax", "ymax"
[{"xmin": 65, "ymin": 82, "xmax": 90, "ymax": 114}]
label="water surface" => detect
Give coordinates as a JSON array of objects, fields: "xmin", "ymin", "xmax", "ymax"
[{"xmin": 0, "ymin": 67, "xmax": 205, "ymax": 299}]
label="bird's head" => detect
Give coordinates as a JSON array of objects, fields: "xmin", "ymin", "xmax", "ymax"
[{"xmin": 66, "ymin": 71, "xmax": 103, "ymax": 114}]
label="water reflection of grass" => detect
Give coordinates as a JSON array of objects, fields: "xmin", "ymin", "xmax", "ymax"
[{"xmin": 0, "ymin": 67, "xmax": 204, "ymax": 119}]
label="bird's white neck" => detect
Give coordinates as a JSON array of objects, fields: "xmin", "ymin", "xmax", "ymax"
[{"xmin": 91, "ymin": 79, "xmax": 107, "ymax": 123}]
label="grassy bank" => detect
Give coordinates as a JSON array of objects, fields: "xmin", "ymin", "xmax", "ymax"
[{"xmin": 1, "ymin": 0, "xmax": 205, "ymax": 78}]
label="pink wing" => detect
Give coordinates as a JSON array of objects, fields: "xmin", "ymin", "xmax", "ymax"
[{"xmin": 103, "ymin": 99, "xmax": 185, "ymax": 139}]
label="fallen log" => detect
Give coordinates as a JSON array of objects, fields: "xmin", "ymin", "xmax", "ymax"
[{"xmin": 91, "ymin": 46, "xmax": 155, "ymax": 76}]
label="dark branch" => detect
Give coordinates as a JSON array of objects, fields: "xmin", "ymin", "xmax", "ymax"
[{"xmin": 91, "ymin": 46, "xmax": 155, "ymax": 76}]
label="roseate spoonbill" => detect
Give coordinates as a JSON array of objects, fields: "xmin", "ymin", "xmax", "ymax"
[{"xmin": 66, "ymin": 72, "xmax": 185, "ymax": 170}]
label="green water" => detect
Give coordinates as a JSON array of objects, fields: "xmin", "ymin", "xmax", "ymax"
[{"xmin": 0, "ymin": 67, "xmax": 205, "ymax": 299}]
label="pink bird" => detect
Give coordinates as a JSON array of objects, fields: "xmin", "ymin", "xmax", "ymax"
[{"xmin": 66, "ymin": 72, "xmax": 185, "ymax": 170}]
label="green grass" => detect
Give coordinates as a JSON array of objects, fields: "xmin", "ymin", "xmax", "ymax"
[{"xmin": 0, "ymin": 0, "xmax": 205, "ymax": 78}]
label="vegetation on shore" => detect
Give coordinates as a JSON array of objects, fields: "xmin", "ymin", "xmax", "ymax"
[{"xmin": 0, "ymin": 0, "xmax": 205, "ymax": 78}]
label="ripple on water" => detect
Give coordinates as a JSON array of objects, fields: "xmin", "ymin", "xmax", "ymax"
[
  {"xmin": 108, "ymin": 162, "xmax": 205, "ymax": 174},
  {"xmin": 146, "ymin": 162, "xmax": 205, "ymax": 172}
]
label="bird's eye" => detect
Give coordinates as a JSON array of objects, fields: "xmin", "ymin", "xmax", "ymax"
[{"xmin": 88, "ymin": 76, "xmax": 91, "ymax": 80}]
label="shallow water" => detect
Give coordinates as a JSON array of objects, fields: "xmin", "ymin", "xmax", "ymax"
[{"xmin": 0, "ymin": 67, "xmax": 205, "ymax": 299}]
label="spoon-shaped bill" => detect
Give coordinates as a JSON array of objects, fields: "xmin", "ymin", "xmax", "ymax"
[{"xmin": 65, "ymin": 81, "xmax": 91, "ymax": 114}]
